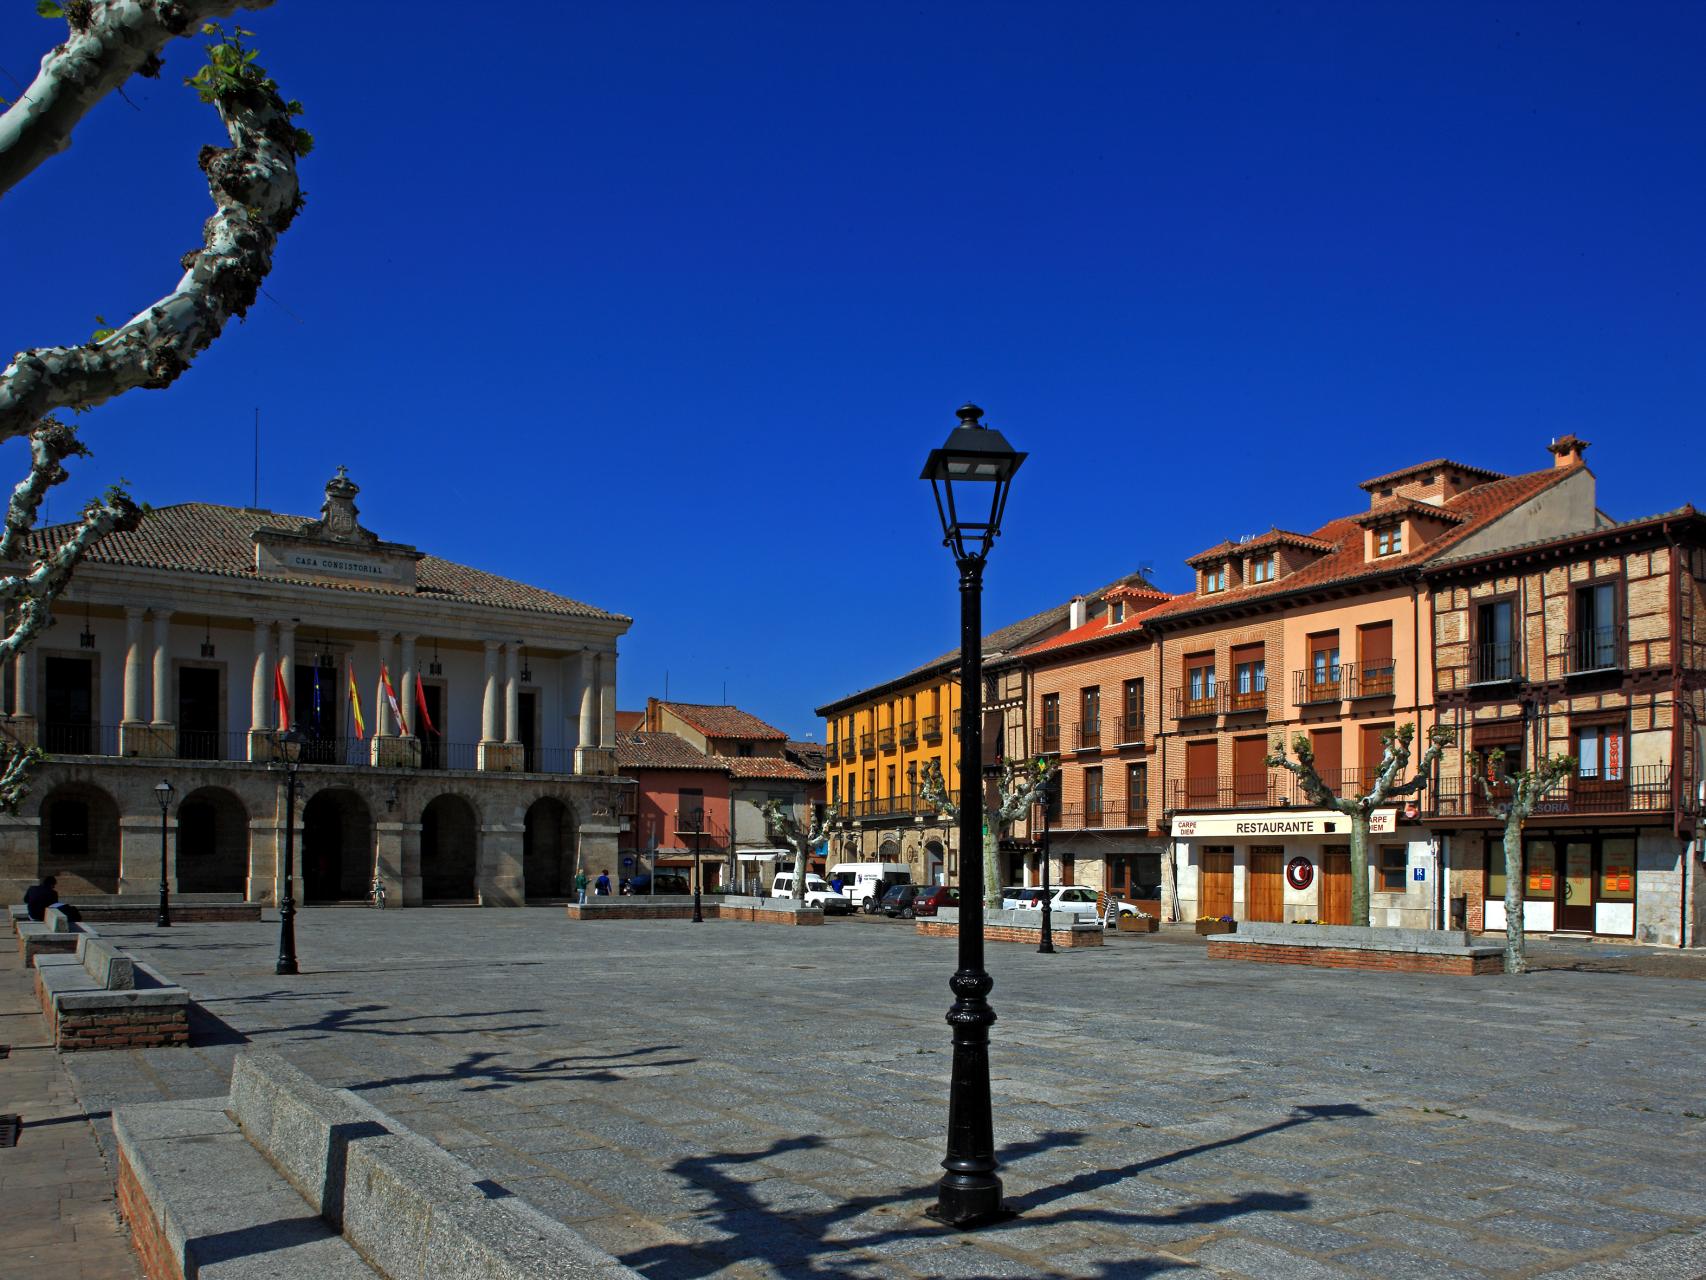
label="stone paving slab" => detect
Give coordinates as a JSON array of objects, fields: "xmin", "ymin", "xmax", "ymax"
[{"xmin": 48, "ymin": 910, "xmax": 1706, "ymax": 1279}]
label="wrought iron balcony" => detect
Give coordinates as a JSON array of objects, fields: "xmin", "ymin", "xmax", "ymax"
[
  {"xmin": 1074, "ymin": 719, "xmax": 1101, "ymax": 750},
  {"xmin": 921, "ymin": 715, "xmax": 943, "ymax": 740},
  {"xmin": 1038, "ymin": 799, "xmax": 1147, "ymax": 831},
  {"xmin": 1470, "ymin": 641, "xmax": 1521, "ymax": 686},
  {"xmin": 1430, "ymin": 764, "xmax": 1674, "ymax": 818},
  {"xmin": 1117, "ymin": 711, "xmax": 1144, "ymax": 744},
  {"xmin": 1171, "ymin": 772, "xmax": 1306, "ymax": 811},
  {"xmin": 1563, "ymin": 625, "xmax": 1624, "ymax": 676},
  {"xmin": 899, "ymin": 721, "xmax": 918, "ymax": 746},
  {"xmin": 1036, "ymin": 725, "xmax": 1062, "ymax": 754},
  {"xmin": 877, "ymin": 726, "xmax": 896, "ymax": 751},
  {"xmin": 41, "ymin": 722, "xmax": 119, "ymax": 756},
  {"xmin": 1347, "ymin": 661, "xmax": 1396, "ymax": 699},
  {"xmin": 1294, "ymin": 669, "xmax": 1343, "ymax": 706},
  {"xmin": 1169, "ymin": 686, "xmax": 1265, "ymax": 721},
  {"xmin": 859, "ymin": 732, "xmax": 875, "ymax": 757},
  {"xmin": 841, "ymin": 738, "xmax": 856, "ymax": 761},
  {"xmin": 1169, "ymin": 687, "xmax": 1220, "ymax": 720},
  {"xmin": 1227, "ymin": 687, "xmax": 1267, "ymax": 714}
]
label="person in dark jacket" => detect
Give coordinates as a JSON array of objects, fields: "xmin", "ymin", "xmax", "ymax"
[{"xmin": 23, "ymin": 874, "xmax": 79, "ymax": 923}]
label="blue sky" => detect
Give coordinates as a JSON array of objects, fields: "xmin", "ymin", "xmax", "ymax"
[{"xmin": 2, "ymin": 2, "xmax": 1701, "ymax": 739}]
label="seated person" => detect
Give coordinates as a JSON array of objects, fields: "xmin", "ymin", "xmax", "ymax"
[{"xmin": 23, "ymin": 874, "xmax": 80, "ymax": 923}]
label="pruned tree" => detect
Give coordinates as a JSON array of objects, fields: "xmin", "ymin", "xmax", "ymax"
[
  {"xmin": 1467, "ymin": 747, "xmax": 1575, "ymax": 974},
  {"xmin": 1267, "ymin": 722, "xmax": 1453, "ymax": 927},
  {"xmin": 760, "ymin": 800, "xmax": 838, "ymax": 899},
  {"xmin": 0, "ymin": 1, "xmax": 308, "ymax": 811},
  {"xmin": 920, "ymin": 755, "xmax": 1058, "ymax": 909}
]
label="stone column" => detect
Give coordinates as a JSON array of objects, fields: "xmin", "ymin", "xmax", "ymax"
[
  {"xmin": 122, "ymin": 606, "xmax": 146, "ymax": 725},
  {"xmin": 150, "ymin": 609, "xmax": 172, "ymax": 726},
  {"xmin": 503, "ymin": 643, "xmax": 520, "ymax": 745},
  {"xmin": 399, "ymin": 634, "xmax": 418, "ymax": 737},
  {"xmin": 574, "ymin": 648, "xmax": 598, "ymax": 774},
  {"xmin": 277, "ymin": 619, "xmax": 297, "ymax": 726},
  {"xmin": 13, "ymin": 646, "xmax": 32, "ymax": 718},
  {"xmin": 481, "ymin": 641, "xmax": 500, "ymax": 742},
  {"xmin": 373, "ymin": 630, "xmax": 395, "ymax": 737},
  {"xmin": 247, "ymin": 620, "xmax": 271, "ymax": 761},
  {"xmin": 561, "ymin": 654, "xmax": 583, "ymax": 750},
  {"xmin": 598, "ymin": 649, "xmax": 617, "ymax": 747}
]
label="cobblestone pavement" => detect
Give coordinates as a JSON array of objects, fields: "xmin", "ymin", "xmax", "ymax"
[
  {"xmin": 0, "ymin": 942, "xmax": 142, "ymax": 1279},
  {"xmin": 54, "ymin": 911, "xmax": 1706, "ymax": 1279}
]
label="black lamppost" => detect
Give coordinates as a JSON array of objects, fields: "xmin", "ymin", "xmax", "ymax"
[
  {"xmin": 921, "ymin": 403, "xmax": 1025, "ymax": 1229},
  {"xmin": 688, "ymin": 806, "xmax": 705, "ymax": 923},
  {"xmin": 271, "ymin": 727, "xmax": 307, "ymax": 975},
  {"xmin": 1037, "ymin": 772, "xmax": 1055, "ymax": 955},
  {"xmin": 154, "ymin": 779, "xmax": 174, "ymax": 927}
]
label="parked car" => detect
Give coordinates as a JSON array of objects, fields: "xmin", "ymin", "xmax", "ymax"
[
  {"xmin": 911, "ymin": 885, "xmax": 959, "ymax": 917},
  {"xmin": 627, "ymin": 872, "xmax": 690, "ymax": 895},
  {"xmin": 1013, "ymin": 886, "xmax": 1143, "ymax": 923},
  {"xmin": 878, "ymin": 883, "xmax": 922, "ymax": 918},
  {"xmin": 999, "ymin": 886, "xmax": 1031, "ymax": 908},
  {"xmin": 829, "ymin": 862, "xmax": 913, "ymax": 914}
]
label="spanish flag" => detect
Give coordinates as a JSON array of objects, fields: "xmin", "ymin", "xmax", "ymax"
[
  {"xmin": 380, "ymin": 663, "xmax": 404, "ymax": 734},
  {"xmin": 346, "ymin": 659, "xmax": 366, "ymax": 740},
  {"xmin": 274, "ymin": 660, "xmax": 291, "ymax": 730}
]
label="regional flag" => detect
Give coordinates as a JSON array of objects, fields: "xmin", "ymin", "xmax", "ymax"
[
  {"xmin": 346, "ymin": 660, "xmax": 366, "ymax": 740},
  {"xmin": 274, "ymin": 660, "xmax": 291, "ymax": 730},
  {"xmin": 380, "ymin": 663, "xmax": 405, "ymax": 734},
  {"xmin": 414, "ymin": 675, "xmax": 438, "ymax": 737}
]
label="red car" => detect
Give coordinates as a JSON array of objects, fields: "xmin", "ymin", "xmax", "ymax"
[{"xmin": 911, "ymin": 885, "xmax": 960, "ymax": 917}]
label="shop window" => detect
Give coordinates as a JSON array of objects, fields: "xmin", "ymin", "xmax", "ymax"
[
  {"xmin": 1600, "ymin": 837, "xmax": 1636, "ymax": 901},
  {"xmin": 1525, "ymin": 844, "xmax": 1557, "ymax": 899},
  {"xmin": 1376, "ymin": 844, "xmax": 1408, "ymax": 892},
  {"xmin": 1486, "ymin": 840, "xmax": 1509, "ymax": 899}
]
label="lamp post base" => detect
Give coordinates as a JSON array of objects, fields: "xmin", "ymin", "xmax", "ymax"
[{"xmin": 925, "ymin": 1186, "xmax": 1012, "ymax": 1230}]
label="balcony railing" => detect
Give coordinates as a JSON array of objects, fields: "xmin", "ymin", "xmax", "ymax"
[
  {"xmin": 1431, "ymin": 765, "xmax": 1675, "ymax": 818},
  {"xmin": 1564, "ymin": 625, "xmax": 1624, "ymax": 675},
  {"xmin": 1037, "ymin": 725, "xmax": 1061, "ymax": 754},
  {"xmin": 1169, "ymin": 687, "xmax": 1265, "ymax": 721},
  {"xmin": 1074, "ymin": 719, "xmax": 1101, "ymax": 750},
  {"xmin": 1294, "ymin": 669, "xmax": 1342, "ymax": 706},
  {"xmin": 860, "ymin": 732, "xmax": 875, "ymax": 757},
  {"xmin": 921, "ymin": 715, "xmax": 942, "ymax": 741},
  {"xmin": 41, "ymin": 722, "xmax": 120, "ymax": 756},
  {"xmin": 1348, "ymin": 661, "xmax": 1396, "ymax": 699},
  {"xmin": 1039, "ymin": 800, "xmax": 1147, "ymax": 830},
  {"xmin": 1470, "ymin": 641, "xmax": 1520, "ymax": 685},
  {"xmin": 421, "ymin": 740, "xmax": 479, "ymax": 771},
  {"xmin": 840, "ymin": 739, "xmax": 856, "ymax": 761},
  {"xmin": 842, "ymin": 792, "xmax": 958, "ymax": 820},
  {"xmin": 1227, "ymin": 687, "xmax": 1267, "ymax": 714},
  {"xmin": 877, "ymin": 727, "xmax": 896, "ymax": 751},
  {"xmin": 175, "ymin": 729, "xmax": 249, "ymax": 762},
  {"xmin": 1172, "ymin": 773, "xmax": 1307, "ymax": 811},
  {"xmin": 1169, "ymin": 687, "xmax": 1220, "ymax": 720},
  {"xmin": 1117, "ymin": 711, "xmax": 1143, "ymax": 744},
  {"xmin": 899, "ymin": 721, "xmax": 917, "ymax": 746}
]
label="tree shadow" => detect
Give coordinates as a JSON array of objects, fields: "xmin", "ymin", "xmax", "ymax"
[
  {"xmin": 347, "ymin": 1045, "xmax": 698, "ymax": 1095},
  {"xmin": 241, "ymin": 1003, "xmax": 552, "ymax": 1042},
  {"xmin": 615, "ymin": 1104, "xmax": 1368, "ymax": 1279}
]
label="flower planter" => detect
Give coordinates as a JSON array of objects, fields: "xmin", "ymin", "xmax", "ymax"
[
  {"xmin": 1117, "ymin": 915, "xmax": 1159, "ymax": 933},
  {"xmin": 1195, "ymin": 919, "xmax": 1236, "ymax": 936}
]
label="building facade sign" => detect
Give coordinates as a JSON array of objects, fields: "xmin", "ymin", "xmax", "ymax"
[{"xmin": 1171, "ymin": 808, "xmax": 1397, "ymax": 839}]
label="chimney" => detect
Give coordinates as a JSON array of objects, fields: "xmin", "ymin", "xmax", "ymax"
[
  {"xmin": 1547, "ymin": 434, "xmax": 1590, "ymax": 470},
  {"xmin": 1068, "ymin": 595, "xmax": 1087, "ymax": 629}
]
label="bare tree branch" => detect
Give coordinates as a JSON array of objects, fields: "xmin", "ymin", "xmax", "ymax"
[{"xmin": 760, "ymin": 800, "xmax": 838, "ymax": 900}]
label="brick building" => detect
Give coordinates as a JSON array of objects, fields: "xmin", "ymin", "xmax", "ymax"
[
  {"xmin": 614, "ymin": 729, "xmax": 733, "ymax": 891},
  {"xmin": 0, "ymin": 470, "xmax": 631, "ymax": 908},
  {"xmin": 1425, "ymin": 486, "xmax": 1706, "ymax": 946}
]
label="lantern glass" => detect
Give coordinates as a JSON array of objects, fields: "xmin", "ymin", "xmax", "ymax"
[{"xmin": 920, "ymin": 404, "xmax": 1025, "ymax": 561}]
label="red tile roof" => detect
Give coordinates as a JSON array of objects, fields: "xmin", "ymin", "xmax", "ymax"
[
  {"xmin": 1358, "ymin": 458, "xmax": 1505, "ymax": 491},
  {"xmin": 1352, "ymin": 497, "xmax": 1468, "ymax": 528},
  {"xmin": 659, "ymin": 702, "xmax": 788, "ymax": 741},
  {"xmin": 1019, "ymin": 594, "xmax": 1181, "ymax": 658},
  {"xmin": 723, "ymin": 756, "xmax": 811, "ymax": 781},
  {"xmin": 22, "ymin": 503, "xmax": 625, "ymax": 621},
  {"xmin": 615, "ymin": 732, "xmax": 729, "ymax": 772},
  {"xmin": 1185, "ymin": 529, "xmax": 1336, "ymax": 566}
]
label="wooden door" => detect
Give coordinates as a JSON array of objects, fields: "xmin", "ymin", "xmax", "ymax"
[
  {"xmin": 1232, "ymin": 737, "xmax": 1268, "ymax": 805},
  {"xmin": 1357, "ymin": 621, "xmax": 1395, "ymax": 696},
  {"xmin": 1310, "ymin": 728, "xmax": 1342, "ymax": 796},
  {"xmin": 1320, "ymin": 845, "xmax": 1350, "ymax": 924},
  {"xmin": 1360, "ymin": 723, "xmax": 1393, "ymax": 794},
  {"xmin": 1200, "ymin": 847, "xmax": 1233, "ymax": 918},
  {"xmin": 1248, "ymin": 846, "xmax": 1284, "ymax": 922},
  {"xmin": 1186, "ymin": 739, "xmax": 1218, "ymax": 807}
]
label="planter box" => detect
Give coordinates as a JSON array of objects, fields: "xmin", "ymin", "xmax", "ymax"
[
  {"xmin": 1117, "ymin": 915, "xmax": 1159, "ymax": 933},
  {"xmin": 1195, "ymin": 920, "xmax": 1236, "ymax": 936},
  {"xmin": 1206, "ymin": 921, "xmax": 1503, "ymax": 976}
]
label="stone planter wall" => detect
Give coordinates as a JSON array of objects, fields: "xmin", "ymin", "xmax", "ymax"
[{"xmin": 1206, "ymin": 922, "xmax": 1503, "ymax": 976}]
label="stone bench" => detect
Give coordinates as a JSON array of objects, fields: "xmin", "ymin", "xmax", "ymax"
[
  {"xmin": 115, "ymin": 1051, "xmax": 642, "ymax": 1280},
  {"xmin": 15, "ymin": 906, "xmax": 96, "ymax": 963},
  {"xmin": 32, "ymin": 934, "xmax": 190, "ymax": 1050},
  {"xmin": 566, "ymin": 894, "xmax": 823, "ymax": 925},
  {"xmin": 1206, "ymin": 921, "xmax": 1504, "ymax": 975},
  {"xmin": 916, "ymin": 907, "xmax": 1105, "ymax": 947}
]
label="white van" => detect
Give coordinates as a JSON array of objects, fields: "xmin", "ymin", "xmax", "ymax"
[
  {"xmin": 827, "ymin": 862, "xmax": 912, "ymax": 915},
  {"xmin": 769, "ymin": 872, "xmax": 852, "ymax": 915}
]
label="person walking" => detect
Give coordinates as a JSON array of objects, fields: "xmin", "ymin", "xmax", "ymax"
[
  {"xmin": 574, "ymin": 868, "xmax": 589, "ymax": 905},
  {"xmin": 594, "ymin": 869, "xmax": 612, "ymax": 896}
]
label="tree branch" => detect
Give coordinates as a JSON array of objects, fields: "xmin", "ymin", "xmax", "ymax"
[
  {"xmin": 919, "ymin": 758, "xmax": 959, "ymax": 821},
  {"xmin": 0, "ymin": 480, "xmax": 140, "ymax": 665},
  {"xmin": 0, "ymin": 0, "xmax": 273, "ymax": 197},
  {"xmin": 0, "ymin": 8, "xmax": 306, "ymax": 440}
]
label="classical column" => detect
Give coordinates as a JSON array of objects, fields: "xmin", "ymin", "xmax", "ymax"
[
  {"xmin": 151, "ymin": 609, "xmax": 173, "ymax": 726},
  {"xmin": 597, "ymin": 649, "xmax": 617, "ymax": 747},
  {"xmin": 503, "ymin": 642, "xmax": 520, "ymax": 744},
  {"xmin": 577, "ymin": 648, "xmax": 596, "ymax": 749},
  {"xmin": 373, "ymin": 630, "xmax": 394, "ymax": 736},
  {"xmin": 399, "ymin": 634, "xmax": 418, "ymax": 737},
  {"xmin": 481, "ymin": 640, "xmax": 500, "ymax": 742},
  {"xmin": 122, "ymin": 606, "xmax": 146, "ymax": 724},
  {"xmin": 277, "ymin": 620, "xmax": 296, "ymax": 727},
  {"xmin": 250, "ymin": 620, "xmax": 271, "ymax": 732},
  {"xmin": 13, "ymin": 646, "xmax": 33, "ymax": 718},
  {"xmin": 561, "ymin": 654, "xmax": 583, "ymax": 749}
]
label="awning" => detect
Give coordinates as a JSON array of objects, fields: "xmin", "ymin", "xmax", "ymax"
[{"xmin": 735, "ymin": 849, "xmax": 791, "ymax": 862}]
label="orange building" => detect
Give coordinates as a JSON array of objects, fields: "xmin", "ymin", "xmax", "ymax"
[{"xmin": 1022, "ymin": 439, "xmax": 1606, "ymax": 927}]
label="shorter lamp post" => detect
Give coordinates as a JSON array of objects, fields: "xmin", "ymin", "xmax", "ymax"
[
  {"xmin": 1037, "ymin": 780, "xmax": 1055, "ymax": 955},
  {"xmin": 688, "ymin": 806, "xmax": 705, "ymax": 923},
  {"xmin": 271, "ymin": 727, "xmax": 307, "ymax": 975},
  {"xmin": 154, "ymin": 779, "xmax": 174, "ymax": 927}
]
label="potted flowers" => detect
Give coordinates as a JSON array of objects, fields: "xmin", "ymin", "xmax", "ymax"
[{"xmin": 1195, "ymin": 915, "xmax": 1237, "ymax": 936}]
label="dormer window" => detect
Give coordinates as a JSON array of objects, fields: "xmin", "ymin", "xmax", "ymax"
[
  {"xmin": 1109, "ymin": 601, "xmax": 1125, "ymax": 624},
  {"xmin": 1375, "ymin": 524, "xmax": 1403, "ymax": 557},
  {"xmin": 1203, "ymin": 565, "xmax": 1227, "ymax": 594},
  {"xmin": 1250, "ymin": 555, "xmax": 1276, "ymax": 584}
]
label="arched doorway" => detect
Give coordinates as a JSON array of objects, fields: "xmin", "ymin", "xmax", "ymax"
[
  {"xmin": 421, "ymin": 794, "xmax": 478, "ymax": 901},
  {"xmin": 302, "ymin": 789, "xmax": 372, "ymax": 903},
  {"xmin": 176, "ymin": 787, "xmax": 249, "ymax": 894},
  {"xmin": 523, "ymin": 797, "xmax": 572, "ymax": 901},
  {"xmin": 925, "ymin": 839, "xmax": 945, "ymax": 886},
  {"xmin": 37, "ymin": 784, "xmax": 121, "ymax": 894}
]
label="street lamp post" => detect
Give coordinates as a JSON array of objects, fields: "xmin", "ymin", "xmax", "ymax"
[
  {"xmin": 271, "ymin": 727, "xmax": 307, "ymax": 975},
  {"xmin": 1037, "ymin": 778, "xmax": 1055, "ymax": 955},
  {"xmin": 154, "ymin": 779, "xmax": 174, "ymax": 927},
  {"xmin": 921, "ymin": 403, "xmax": 1025, "ymax": 1229},
  {"xmin": 689, "ymin": 806, "xmax": 705, "ymax": 923}
]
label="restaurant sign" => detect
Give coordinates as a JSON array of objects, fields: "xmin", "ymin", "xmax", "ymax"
[{"xmin": 1171, "ymin": 808, "xmax": 1398, "ymax": 839}]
